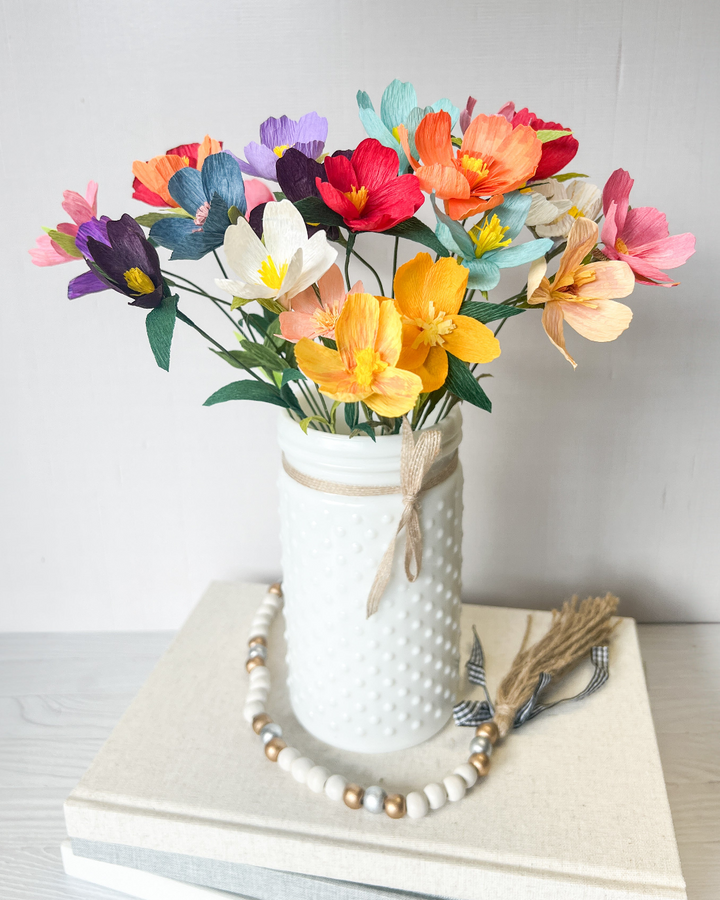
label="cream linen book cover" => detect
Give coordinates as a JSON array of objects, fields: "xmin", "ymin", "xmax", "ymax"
[{"xmin": 64, "ymin": 582, "xmax": 686, "ymax": 900}]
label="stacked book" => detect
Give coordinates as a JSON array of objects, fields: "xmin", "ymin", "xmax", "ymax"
[{"xmin": 63, "ymin": 582, "xmax": 687, "ymax": 900}]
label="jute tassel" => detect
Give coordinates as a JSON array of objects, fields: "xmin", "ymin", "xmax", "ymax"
[{"xmin": 493, "ymin": 593, "xmax": 619, "ymax": 738}]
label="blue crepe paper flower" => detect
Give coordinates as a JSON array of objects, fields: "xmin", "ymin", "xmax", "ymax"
[
  {"xmin": 434, "ymin": 192, "xmax": 554, "ymax": 291},
  {"xmin": 357, "ymin": 79, "xmax": 459, "ymax": 174},
  {"xmin": 149, "ymin": 153, "xmax": 246, "ymax": 260}
]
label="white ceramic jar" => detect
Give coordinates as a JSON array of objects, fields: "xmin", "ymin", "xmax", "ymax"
[{"xmin": 277, "ymin": 407, "xmax": 463, "ymax": 753}]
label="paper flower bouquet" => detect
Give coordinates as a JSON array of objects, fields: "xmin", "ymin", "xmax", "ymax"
[{"xmin": 31, "ymin": 80, "xmax": 695, "ymax": 435}]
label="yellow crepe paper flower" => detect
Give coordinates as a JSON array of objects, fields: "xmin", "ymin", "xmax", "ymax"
[
  {"xmin": 295, "ymin": 293, "xmax": 423, "ymax": 417},
  {"xmin": 526, "ymin": 216, "xmax": 635, "ymax": 367},
  {"xmin": 392, "ymin": 253, "xmax": 501, "ymax": 392}
]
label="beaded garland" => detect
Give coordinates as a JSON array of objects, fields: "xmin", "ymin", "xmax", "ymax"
[{"xmin": 244, "ymin": 583, "xmax": 497, "ymax": 820}]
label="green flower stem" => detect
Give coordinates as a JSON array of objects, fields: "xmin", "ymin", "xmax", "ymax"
[
  {"xmin": 176, "ymin": 310, "xmax": 264, "ymax": 383},
  {"xmin": 344, "ymin": 232, "xmax": 357, "ymax": 291},
  {"xmin": 494, "ymin": 317, "xmax": 509, "ymax": 338},
  {"xmin": 296, "ymin": 381, "xmax": 330, "ymax": 431},
  {"xmin": 213, "ymin": 249, "xmax": 228, "ymax": 279},
  {"xmin": 392, "ymin": 236, "xmax": 400, "ymax": 297},
  {"xmin": 351, "ymin": 249, "xmax": 385, "ymax": 296}
]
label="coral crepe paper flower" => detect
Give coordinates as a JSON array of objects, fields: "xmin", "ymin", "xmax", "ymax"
[
  {"xmin": 279, "ymin": 265, "xmax": 363, "ymax": 342},
  {"xmin": 527, "ymin": 217, "xmax": 635, "ymax": 367},
  {"xmin": 216, "ymin": 199, "xmax": 337, "ymax": 309},
  {"xmin": 132, "ymin": 136, "xmax": 222, "ymax": 207},
  {"xmin": 317, "ymin": 139, "xmax": 423, "ymax": 232},
  {"xmin": 501, "ymin": 103, "xmax": 579, "ymax": 181},
  {"xmin": 29, "ymin": 181, "xmax": 98, "ymax": 266},
  {"xmin": 399, "ymin": 112, "xmax": 542, "ymax": 220},
  {"xmin": 601, "ymin": 169, "xmax": 695, "ymax": 286},
  {"xmin": 295, "ymin": 293, "xmax": 422, "ymax": 417},
  {"xmin": 393, "ymin": 253, "xmax": 501, "ymax": 391}
]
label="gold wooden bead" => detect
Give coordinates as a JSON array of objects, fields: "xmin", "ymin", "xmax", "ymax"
[
  {"xmin": 343, "ymin": 784, "xmax": 364, "ymax": 809},
  {"xmin": 252, "ymin": 713, "xmax": 272, "ymax": 735},
  {"xmin": 268, "ymin": 582, "xmax": 283, "ymax": 595},
  {"xmin": 384, "ymin": 793, "xmax": 406, "ymax": 819},
  {"xmin": 264, "ymin": 737, "xmax": 286, "ymax": 761},
  {"xmin": 248, "ymin": 635, "xmax": 267, "ymax": 648},
  {"xmin": 469, "ymin": 752, "xmax": 491, "ymax": 777},
  {"xmin": 246, "ymin": 657, "xmax": 266, "ymax": 673},
  {"xmin": 475, "ymin": 721, "xmax": 499, "ymax": 744}
]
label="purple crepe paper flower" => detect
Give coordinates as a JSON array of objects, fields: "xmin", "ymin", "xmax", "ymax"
[{"xmin": 233, "ymin": 112, "xmax": 328, "ymax": 182}]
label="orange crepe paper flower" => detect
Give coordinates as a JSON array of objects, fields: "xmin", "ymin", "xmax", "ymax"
[
  {"xmin": 295, "ymin": 293, "xmax": 423, "ymax": 417},
  {"xmin": 393, "ymin": 253, "xmax": 501, "ymax": 392},
  {"xmin": 132, "ymin": 135, "xmax": 222, "ymax": 208},
  {"xmin": 398, "ymin": 112, "xmax": 542, "ymax": 220},
  {"xmin": 527, "ymin": 217, "xmax": 635, "ymax": 367}
]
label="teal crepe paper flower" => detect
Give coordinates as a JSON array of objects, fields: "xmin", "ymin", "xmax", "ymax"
[
  {"xmin": 357, "ymin": 79, "xmax": 459, "ymax": 174},
  {"xmin": 433, "ymin": 192, "xmax": 554, "ymax": 292},
  {"xmin": 150, "ymin": 153, "xmax": 246, "ymax": 260}
]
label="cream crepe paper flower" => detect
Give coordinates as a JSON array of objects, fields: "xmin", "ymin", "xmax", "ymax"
[
  {"xmin": 216, "ymin": 199, "xmax": 337, "ymax": 310},
  {"xmin": 526, "ymin": 179, "xmax": 602, "ymax": 238}
]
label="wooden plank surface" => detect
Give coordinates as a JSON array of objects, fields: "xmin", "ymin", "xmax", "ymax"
[{"xmin": 0, "ymin": 626, "xmax": 717, "ymax": 900}]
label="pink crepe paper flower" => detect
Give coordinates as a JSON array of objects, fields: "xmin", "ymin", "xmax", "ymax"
[
  {"xmin": 244, "ymin": 178, "xmax": 275, "ymax": 217},
  {"xmin": 279, "ymin": 264, "xmax": 363, "ymax": 342},
  {"xmin": 459, "ymin": 96, "xmax": 477, "ymax": 135},
  {"xmin": 601, "ymin": 169, "xmax": 695, "ymax": 287},
  {"xmin": 29, "ymin": 181, "xmax": 98, "ymax": 266}
]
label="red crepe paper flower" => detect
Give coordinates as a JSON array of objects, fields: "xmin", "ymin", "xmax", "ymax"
[
  {"xmin": 316, "ymin": 138, "xmax": 423, "ymax": 232},
  {"xmin": 500, "ymin": 103, "xmax": 579, "ymax": 182}
]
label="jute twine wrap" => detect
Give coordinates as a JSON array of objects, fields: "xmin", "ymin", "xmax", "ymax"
[{"xmin": 282, "ymin": 419, "xmax": 458, "ymax": 617}]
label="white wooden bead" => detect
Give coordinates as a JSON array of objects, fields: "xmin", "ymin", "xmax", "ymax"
[
  {"xmin": 243, "ymin": 700, "xmax": 265, "ymax": 723},
  {"xmin": 277, "ymin": 747, "xmax": 301, "ymax": 772},
  {"xmin": 423, "ymin": 782, "xmax": 447, "ymax": 810},
  {"xmin": 263, "ymin": 595, "xmax": 281, "ymax": 611},
  {"xmin": 291, "ymin": 756, "xmax": 315, "ymax": 784},
  {"xmin": 245, "ymin": 687, "xmax": 268, "ymax": 704},
  {"xmin": 454, "ymin": 763, "xmax": 478, "ymax": 788},
  {"xmin": 254, "ymin": 610, "xmax": 274, "ymax": 625},
  {"xmin": 406, "ymin": 791, "xmax": 429, "ymax": 819},
  {"xmin": 250, "ymin": 622, "xmax": 270, "ymax": 636},
  {"xmin": 443, "ymin": 774, "xmax": 467, "ymax": 802},
  {"xmin": 306, "ymin": 766, "xmax": 331, "ymax": 793},
  {"xmin": 324, "ymin": 774, "xmax": 347, "ymax": 801},
  {"xmin": 248, "ymin": 668, "xmax": 271, "ymax": 687}
]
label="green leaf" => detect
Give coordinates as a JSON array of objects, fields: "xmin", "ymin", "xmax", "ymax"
[
  {"xmin": 247, "ymin": 313, "xmax": 269, "ymax": 337},
  {"xmin": 344, "ymin": 402, "xmax": 359, "ymax": 430},
  {"xmin": 445, "ymin": 354, "xmax": 492, "ymax": 412},
  {"xmin": 299, "ymin": 415, "xmax": 329, "ymax": 434},
  {"xmin": 535, "ymin": 129, "xmax": 573, "ymax": 143},
  {"xmin": 210, "ymin": 348, "xmax": 263, "ymax": 369},
  {"xmin": 203, "ymin": 379, "xmax": 290, "ymax": 408},
  {"xmin": 42, "ymin": 228, "xmax": 82, "ymax": 258},
  {"xmin": 280, "ymin": 384, "xmax": 304, "ymax": 416},
  {"xmin": 273, "ymin": 191, "xmax": 287, "ymax": 202},
  {"xmin": 553, "ymin": 172, "xmax": 588, "ymax": 182},
  {"xmin": 135, "ymin": 210, "xmax": 192, "ymax": 227},
  {"xmin": 459, "ymin": 301, "xmax": 526, "ymax": 324},
  {"xmin": 145, "ymin": 293, "xmax": 179, "ymax": 371},
  {"xmin": 294, "ymin": 197, "xmax": 345, "ymax": 228},
  {"xmin": 330, "ymin": 400, "xmax": 341, "ymax": 433},
  {"xmin": 227, "ymin": 206, "xmax": 241, "ymax": 225},
  {"xmin": 238, "ymin": 340, "xmax": 288, "ymax": 370},
  {"xmin": 349, "ymin": 422, "xmax": 377, "ymax": 441},
  {"xmin": 281, "ymin": 367, "xmax": 306, "ymax": 387},
  {"xmin": 381, "ymin": 217, "xmax": 450, "ymax": 257}
]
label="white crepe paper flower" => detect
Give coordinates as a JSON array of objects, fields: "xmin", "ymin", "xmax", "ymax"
[
  {"xmin": 216, "ymin": 199, "xmax": 337, "ymax": 311},
  {"xmin": 526, "ymin": 179, "xmax": 602, "ymax": 238}
]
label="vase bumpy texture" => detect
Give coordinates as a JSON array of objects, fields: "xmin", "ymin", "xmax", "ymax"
[{"xmin": 277, "ymin": 408, "xmax": 464, "ymax": 753}]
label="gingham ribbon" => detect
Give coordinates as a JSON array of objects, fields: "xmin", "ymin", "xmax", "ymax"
[{"xmin": 453, "ymin": 631, "xmax": 610, "ymax": 729}]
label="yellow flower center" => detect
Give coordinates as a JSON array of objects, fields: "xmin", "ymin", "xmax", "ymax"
[
  {"xmin": 257, "ymin": 256, "xmax": 288, "ymax": 290},
  {"xmin": 459, "ymin": 154, "xmax": 490, "ymax": 181},
  {"xmin": 313, "ymin": 308, "xmax": 339, "ymax": 334},
  {"xmin": 549, "ymin": 266, "xmax": 597, "ymax": 304},
  {"xmin": 568, "ymin": 205, "xmax": 584, "ymax": 219},
  {"xmin": 353, "ymin": 347, "xmax": 387, "ymax": 388},
  {"xmin": 273, "ymin": 144, "xmax": 290, "ymax": 158},
  {"xmin": 344, "ymin": 185, "xmax": 369, "ymax": 214},
  {"xmin": 615, "ymin": 237, "xmax": 629, "ymax": 254},
  {"xmin": 123, "ymin": 267, "xmax": 155, "ymax": 295},
  {"xmin": 469, "ymin": 214, "xmax": 512, "ymax": 258},
  {"xmin": 404, "ymin": 301, "xmax": 457, "ymax": 349}
]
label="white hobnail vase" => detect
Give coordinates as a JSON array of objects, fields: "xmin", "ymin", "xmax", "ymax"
[{"xmin": 277, "ymin": 407, "xmax": 464, "ymax": 753}]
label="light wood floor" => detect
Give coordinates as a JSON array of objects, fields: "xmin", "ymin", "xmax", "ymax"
[{"xmin": 1, "ymin": 626, "xmax": 718, "ymax": 899}]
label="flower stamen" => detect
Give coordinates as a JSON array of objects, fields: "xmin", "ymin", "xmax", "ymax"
[
  {"xmin": 123, "ymin": 267, "xmax": 155, "ymax": 296},
  {"xmin": 258, "ymin": 256, "xmax": 288, "ymax": 290},
  {"xmin": 344, "ymin": 185, "xmax": 369, "ymax": 214}
]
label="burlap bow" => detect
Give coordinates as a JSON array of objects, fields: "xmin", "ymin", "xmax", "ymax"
[{"xmin": 281, "ymin": 418, "xmax": 458, "ymax": 618}]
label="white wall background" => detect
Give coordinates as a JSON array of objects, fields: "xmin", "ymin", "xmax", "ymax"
[{"xmin": 0, "ymin": 0, "xmax": 716, "ymax": 630}]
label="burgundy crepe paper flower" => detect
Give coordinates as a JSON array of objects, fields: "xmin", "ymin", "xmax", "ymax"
[
  {"xmin": 601, "ymin": 169, "xmax": 695, "ymax": 286},
  {"xmin": 316, "ymin": 139, "xmax": 423, "ymax": 233}
]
